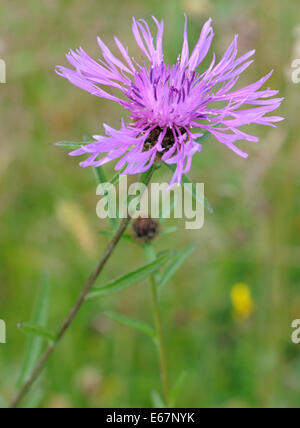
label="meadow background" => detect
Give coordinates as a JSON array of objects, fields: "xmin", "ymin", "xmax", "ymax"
[{"xmin": 0, "ymin": 0, "xmax": 299, "ymax": 408}]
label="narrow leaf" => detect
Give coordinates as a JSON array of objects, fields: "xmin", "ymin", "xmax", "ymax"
[
  {"xmin": 151, "ymin": 391, "xmax": 165, "ymax": 409},
  {"xmin": 104, "ymin": 311, "xmax": 156, "ymax": 339},
  {"xmin": 55, "ymin": 140, "xmax": 93, "ymax": 149},
  {"xmin": 18, "ymin": 323, "xmax": 55, "ymax": 342},
  {"xmin": 87, "ymin": 252, "xmax": 171, "ymax": 299},
  {"xmin": 158, "ymin": 244, "xmax": 198, "ymax": 291},
  {"xmin": 166, "ymin": 164, "xmax": 213, "ymax": 213},
  {"xmin": 195, "ymin": 130, "xmax": 212, "ymax": 144},
  {"xmin": 195, "ymin": 124, "xmax": 222, "ymax": 145},
  {"xmin": 160, "ymin": 226, "xmax": 179, "ymax": 236},
  {"xmin": 99, "ymin": 230, "xmax": 136, "ymax": 244},
  {"xmin": 170, "ymin": 371, "xmax": 188, "ymax": 407},
  {"xmin": 110, "ymin": 167, "xmax": 126, "ymax": 185},
  {"xmin": 18, "ymin": 274, "xmax": 50, "ymax": 386}
]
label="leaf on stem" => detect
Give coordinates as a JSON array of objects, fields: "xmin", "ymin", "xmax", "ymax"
[
  {"xmin": 87, "ymin": 252, "xmax": 172, "ymax": 299},
  {"xmin": 170, "ymin": 371, "xmax": 188, "ymax": 407},
  {"xmin": 99, "ymin": 230, "xmax": 136, "ymax": 244},
  {"xmin": 18, "ymin": 323, "xmax": 55, "ymax": 342},
  {"xmin": 160, "ymin": 226, "xmax": 179, "ymax": 236},
  {"xmin": 158, "ymin": 243, "xmax": 198, "ymax": 292},
  {"xmin": 55, "ymin": 140, "xmax": 93, "ymax": 150},
  {"xmin": 151, "ymin": 391, "xmax": 165, "ymax": 409},
  {"xmin": 104, "ymin": 311, "xmax": 156, "ymax": 339}
]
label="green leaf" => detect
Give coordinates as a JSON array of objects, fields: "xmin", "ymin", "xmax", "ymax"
[
  {"xmin": 18, "ymin": 274, "xmax": 50, "ymax": 386},
  {"xmin": 0, "ymin": 395, "xmax": 7, "ymax": 409},
  {"xmin": 99, "ymin": 230, "xmax": 136, "ymax": 244},
  {"xmin": 166, "ymin": 164, "xmax": 214, "ymax": 214},
  {"xmin": 104, "ymin": 311, "xmax": 155, "ymax": 339},
  {"xmin": 18, "ymin": 323, "xmax": 55, "ymax": 342},
  {"xmin": 170, "ymin": 371, "xmax": 188, "ymax": 407},
  {"xmin": 140, "ymin": 163, "xmax": 160, "ymax": 186},
  {"xmin": 55, "ymin": 140, "xmax": 93, "ymax": 150},
  {"xmin": 151, "ymin": 391, "xmax": 165, "ymax": 409},
  {"xmin": 110, "ymin": 167, "xmax": 126, "ymax": 185},
  {"xmin": 158, "ymin": 243, "xmax": 198, "ymax": 292},
  {"xmin": 195, "ymin": 130, "xmax": 213, "ymax": 144},
  {"xmin": 160, "ymin": 226, "xmax": 179, "ymax": 236},
  {"xmin": 194, "ymin": 124, "xmax": 222, "ymax": 145},
  {"xmin": 87, "ymin": 252, "xmax": 172, "ymax": 299}
]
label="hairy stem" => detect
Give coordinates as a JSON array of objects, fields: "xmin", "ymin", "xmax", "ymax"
[{"xmin": 9, "ymin": 168, "xmax": 155, "ymax": 409}]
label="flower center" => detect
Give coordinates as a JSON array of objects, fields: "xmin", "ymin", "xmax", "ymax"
[{"xmin": 143, "ymin": 127, "xmax": 176, "ymax": 154}]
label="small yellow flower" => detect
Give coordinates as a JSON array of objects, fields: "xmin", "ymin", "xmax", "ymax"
[{"xmin": 231, "ymin": 283, "xmax": 254, "ymax": 321}]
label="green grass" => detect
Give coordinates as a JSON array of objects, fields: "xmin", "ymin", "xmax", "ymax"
[{"xmin": 0, "ymin": 0, "xmax": 300, "ymax": 408}]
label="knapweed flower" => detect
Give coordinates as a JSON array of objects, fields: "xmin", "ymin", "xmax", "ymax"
[{"xmin": 57, "ymin": 16, "xmax": 283, "ymax": 186}]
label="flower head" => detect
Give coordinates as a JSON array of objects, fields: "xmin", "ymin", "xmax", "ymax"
[{"xmin": 57, "ymin": 16, "xmax": 283, "ymax": 185}]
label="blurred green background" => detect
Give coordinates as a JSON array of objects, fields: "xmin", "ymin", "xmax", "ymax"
[{"xmin": 0, "ymin": 0, "xmax": 299, "ymax": 408}]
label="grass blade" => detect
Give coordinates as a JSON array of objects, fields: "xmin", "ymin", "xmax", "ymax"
[
  {"xmin": 158, "ymin": 244, "xmax": 198, "ymax": 292},
  {"xmin": 104, "ymin": 311, "xmax": 155, "ymax": 339},
  {"xmin": 151, "ymin": 391, "xmax": 165, "ymax": 409},
  {"xmin": 170, "ymin": 371, "xmax": 188, "ymax": 407},
  {"xmin": 18, "ymin": 323, "xmax": 55, "ymax": 342},
  {"xmin": 18, "ymin": 274, "xmax": 50, "ymax": 386},
  {"xmin": 55, "ymin": 140, "xmax": 93, "ymax": 149},
  {"xmin": 160, "ymin": 226, "xmax": 179, "ymax": 236},
  {"xmin": 99, "ymin": 230, "xmax": 136, "ymax": 244},
  {"xmin": 87, "ymin": 252, "xmax": 172, "ymax": 299}
]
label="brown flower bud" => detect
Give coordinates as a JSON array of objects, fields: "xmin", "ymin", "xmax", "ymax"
[{"xmin": 133, "ymin": 217, "xmax": 159, "ymax": 243}]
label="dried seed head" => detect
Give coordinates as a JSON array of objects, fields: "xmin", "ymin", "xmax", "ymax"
[{"xmin": 133, "ymin": 217, "xmax": 159, "ymax": 243}]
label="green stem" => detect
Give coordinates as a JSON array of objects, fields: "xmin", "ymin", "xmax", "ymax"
[
  {"xmin": 144, "ymin": 244, "xmax": 170, "ymax": 408},
  {"xmin": 9, "ymin": 167, "xmax": 156, "ymax": 409}
]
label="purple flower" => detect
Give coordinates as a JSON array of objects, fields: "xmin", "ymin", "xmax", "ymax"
[{"xmin": 57, "ymin": 16, "xmax": 283, "ymax": 186}]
